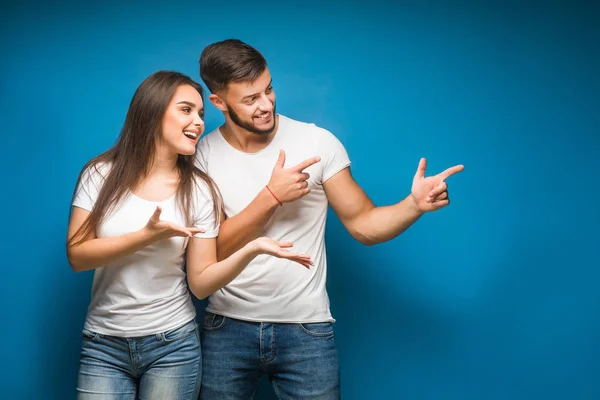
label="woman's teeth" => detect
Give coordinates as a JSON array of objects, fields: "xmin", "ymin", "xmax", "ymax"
[{"xmin": 184, "ymin": 131, "xmax": 198, "ymax": 139}]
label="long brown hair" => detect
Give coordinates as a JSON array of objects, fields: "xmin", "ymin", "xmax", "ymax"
[{"xmin": 69, "ymin": 70, "xmax": 221, "ymax": 246}]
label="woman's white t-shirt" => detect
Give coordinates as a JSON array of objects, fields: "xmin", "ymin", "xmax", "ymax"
[{"xmin": 72, "ymin": 163, "xmax": 219, "ymax": 337}]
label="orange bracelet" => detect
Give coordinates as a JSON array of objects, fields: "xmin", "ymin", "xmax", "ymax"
[{"xmin": 265, "ymin": 185, "xmax": 282, "ymax": 206}]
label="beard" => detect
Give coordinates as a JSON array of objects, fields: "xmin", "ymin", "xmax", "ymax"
[{"xmin": 226, "ymin": 102, "xmax": 277, "ymax": 136}]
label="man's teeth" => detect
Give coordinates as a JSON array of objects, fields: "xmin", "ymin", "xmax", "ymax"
[
  {"xmin": 184, "ymin": 132, "xmax": 198, "ymax": 139},
  {"xmin": 258, "ymin": 113, "xmax": 270, "ymax": 119}
]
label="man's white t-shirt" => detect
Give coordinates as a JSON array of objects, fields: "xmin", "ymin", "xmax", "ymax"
[
  {"xmin": 196, "ymin": 114, "xmax": 351, "ymax": 323},
  {"xmin": 72, "ymin": 163, "xmax": 219, "ymax": 337}
]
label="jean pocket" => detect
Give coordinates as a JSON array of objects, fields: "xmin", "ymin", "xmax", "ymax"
[
  {"xmin": 300, "ymin": 322, "xmax": 335, "ymax": 337},
  {"xmin": 81, "ymin": 328, "xmax": 102, "ymax": 341},
  {"xmin": 159, "ymin": 320, "xmax": 198, "ymax": 343},
  {"xmin": 202, "ymin": 312, "xmax": 227, "ymax": 332}
]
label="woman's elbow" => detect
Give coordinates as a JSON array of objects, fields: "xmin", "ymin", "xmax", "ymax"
[
  {"xmin": 188, "ymin": 282, "xmax": 210, "ymax": 300},
  {"xmin": 67, "ymin": 259, "xmax": 84, "ymax": 273},
  {"xmin": 191, "ymin": 289, "xmax": 209, "ymax": 301},
  {"xmin": 66, "ymin": 248, "xmax": 85, "ymax": 272}
]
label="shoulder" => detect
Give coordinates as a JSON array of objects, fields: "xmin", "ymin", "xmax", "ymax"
[
  {"xmin": 72, "ymin": 160, "xmax": 112, "ymax": 207},
  {"xmin": 280, "ymin": 115, "xmax": 346, "ymax": 153},
  {"xmin": 79, "ymin": 161, "xmax": 111, "ymax": 186},
  {"xmin": 190, "ymin": 173, "xmax": 221, "ymax": 227},
  {"xmin": 278, "ymin": 114, "xmax": 341, "ymax": 142},
  {"xmin": 279, "ymin": 114, "xmax": 320, "ymax": 133},
  {"xmin": 191, "ymin": 173, "xmax": 218, "ymax": 203},
  {"xmin": 197, "ymin": 127, "xmax": 222, "ymax": 150},
  {"xmin": 196, "ymin": 128, "xmax": 224, "ymax": 169}
]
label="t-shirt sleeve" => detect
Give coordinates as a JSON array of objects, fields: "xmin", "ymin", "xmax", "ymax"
[
  {"xmin": 317, "ymin": 128, "xmax": 352, "ymax": 183},
  {"xmin": 192, "ymin": 179, "xmax": 220, "ymax": 238},
  {"xmin": 195, "ymin": 139, "xmax": 209, "ymax": 172},
  {"xmin": 72, "ymin": 164, "xmax": 106, "ymax": 212}
]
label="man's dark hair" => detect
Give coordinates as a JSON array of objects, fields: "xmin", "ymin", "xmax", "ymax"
[{"xmin": 199, "ymin": 39, "xmax": 267, "ymax": 93}]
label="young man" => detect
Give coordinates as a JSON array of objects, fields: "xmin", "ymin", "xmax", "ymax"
[{"xmin": 196, "ymin": 39, "xmax": 464, "ymax": 399}]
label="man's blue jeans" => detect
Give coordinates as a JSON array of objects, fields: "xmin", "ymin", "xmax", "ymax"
[
  {"xmin": 200, "ymin": 312, "xmax": 340, "ymax": 399},
  {"xmin": 76, "ymin": 319, "xmax": 201, "ymax": 399}
]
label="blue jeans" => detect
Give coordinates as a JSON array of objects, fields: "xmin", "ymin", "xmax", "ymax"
[
  {"xmin": 200, "ymin": 312, "xmax": 340, "ymax": 400},
  {"xmin": 77, "ymin": 319, "xmax": 201, "ymax": 399}
]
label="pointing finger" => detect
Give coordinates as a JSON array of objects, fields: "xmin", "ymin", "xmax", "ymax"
[
  {"xmin": 291, "ymin": 156, "xmax": 321, "ymax": 172},
  {"xmin": 438, "ymin": 164, "xmax": 464, "ymax": 180}
]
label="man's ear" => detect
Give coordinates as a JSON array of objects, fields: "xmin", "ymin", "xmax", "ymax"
[{"xmin": 209, "ymin": 93, "xmax": 228, "ymax": 112}]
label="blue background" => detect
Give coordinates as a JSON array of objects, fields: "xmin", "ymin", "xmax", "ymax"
[{"xmin": 1, "ymin": 0, "xmax": 599, "ymax": 399}]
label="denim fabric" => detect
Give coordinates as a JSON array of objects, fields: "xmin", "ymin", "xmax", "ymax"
[
  {"xmin": 77, "ymin": 319, "xmax": 201, "ymax": 399},
  {"xmin": 200, "ymin": 312, "xmax": 340, "ymax": 400}
]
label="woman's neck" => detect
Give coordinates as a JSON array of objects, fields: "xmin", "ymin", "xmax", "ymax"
[{"xmin": 150, "ymin": 145, "xmax": 179, "ymax": 178}]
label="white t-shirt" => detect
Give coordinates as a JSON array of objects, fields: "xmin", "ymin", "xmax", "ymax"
[
  {"xmin": 196, "ymin": 114, "xmax": 351, "ymax": 323},
  {"xmin": 72, "ymin": 163, "xmax": 219, "ymax": 337}
]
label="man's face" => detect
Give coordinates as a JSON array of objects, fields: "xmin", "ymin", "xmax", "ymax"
[{"xmin": 221, "ymin": 68, "xmax": 276, "ymax": 135}]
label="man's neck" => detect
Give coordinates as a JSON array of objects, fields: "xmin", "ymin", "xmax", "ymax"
[{"xmin": 220, "ymin": 115, "xmax": 279, "ymax": 153}]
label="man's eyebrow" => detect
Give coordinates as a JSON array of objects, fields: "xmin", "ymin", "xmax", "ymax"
[{"xmin": 241, "ymin": 79, "xmax": 273, "ymax": 100}]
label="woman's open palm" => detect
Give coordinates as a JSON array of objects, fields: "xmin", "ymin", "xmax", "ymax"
[{"xmin": 253, "ymin": 237, "xmax": 313, "ymax": 269}]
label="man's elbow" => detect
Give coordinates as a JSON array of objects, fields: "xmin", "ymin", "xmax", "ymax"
[
  {"xmin": 350, "ymin": 228, "xmax": 379, "ymax": 246},
  {"xmin": 356, "ymin": 236, "xmax": 379, "ymax": 246},
  {"xmin": 216, "ymin": 249, "xmax": 229, "ymax": 262}
]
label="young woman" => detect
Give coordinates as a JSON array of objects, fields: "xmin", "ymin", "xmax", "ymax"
[{"xmin": 67, "ymin": 70, "xmax": 312, "ymax": 400}]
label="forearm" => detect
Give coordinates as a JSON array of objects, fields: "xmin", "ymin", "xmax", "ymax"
[
  {"xmin": 67, "ymin": 229, "xmax": 158, "ymax": 272},
  {"xmin": 216, "ymin": 187, "xmax": 279, "ymax": 260},
  {"xmin": 188, "ymin": 242, "xmax": 259, "ymax": 300},
  {"xmin": 351, "ymin": 195, "xmax": 424, "ymax": 245}
]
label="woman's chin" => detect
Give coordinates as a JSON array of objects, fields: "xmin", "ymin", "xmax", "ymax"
[{"xmin": 178, "ymin": 145, "xmax": 197, "ymax": 156}]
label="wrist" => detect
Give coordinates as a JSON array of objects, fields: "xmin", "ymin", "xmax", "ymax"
[
  {"xmin": 140, "ymin": 225, "xmax": 164, "ymax": 242},
  {"xmin": 263, "ymin": 186, "xmax": 282, "ymax": 208},
  {"xmin": 243, "ymin": 240, "xmax": 263, "ymax": 258},
  {"xmin": 407, "ymin": 193, "xmax": 425, "ymax": 214}
]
